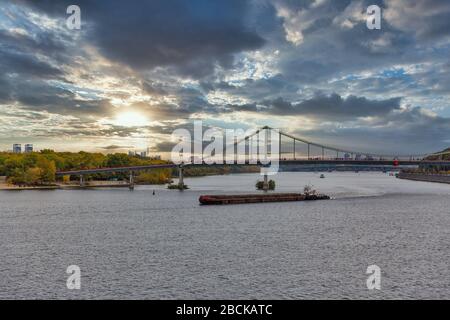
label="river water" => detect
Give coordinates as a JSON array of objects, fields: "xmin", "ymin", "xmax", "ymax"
[{"xmin": 1, "ymin": 172, "xmax": 449, "ymax": 299}]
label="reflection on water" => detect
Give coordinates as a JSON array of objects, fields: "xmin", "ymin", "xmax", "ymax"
[{"xmin": 1, "ymin": 172, "xmax": 449, "ymax": 299}]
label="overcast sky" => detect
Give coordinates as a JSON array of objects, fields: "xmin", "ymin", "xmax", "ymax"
[{"xmin": 1, "ymin": 0, "xmax": 450, "ymax": 155}]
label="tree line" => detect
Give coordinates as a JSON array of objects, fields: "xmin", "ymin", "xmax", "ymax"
[
  {"xmin": 0, "ymin": 150, "xmax": 261, "ymax": 186},
  {"xmin": 0, "ymin": 150, "xmax": 171, "ymax": 186}
]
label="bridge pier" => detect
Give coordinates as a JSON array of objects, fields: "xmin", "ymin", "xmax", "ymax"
[
  {"xmin": 293, "ymin": 139, "xmax": 296, "ymax": 160},
  {"xmin": 178, "ymin": 164, "xmax": 185, "ymax": 190},
  {"xmin": 129, "ymin": 171, "xmax": 134, "ymax": 190},
  {"xmin": 79, "ymin": 174, "xmax": 85, "ymax": 187},
  {"xmin": 263, "ymin": 173, "xmax": 269, "ymax": 191}
]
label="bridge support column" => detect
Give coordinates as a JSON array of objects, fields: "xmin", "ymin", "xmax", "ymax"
[
  {"xmin": 293, "ymin": 140, "xmax": 296, "ymax": 160},
  {"xmin": 79, "ymin": 175, "xmax": 85, "ymax": 187},
  {"xmin": 263, "ymin": 173, "xmax": 269, "ymax": 191},
  {"xmin": 178, "ymin": 165, "xmax": 185, "ymax": 190},
  {"xmin": 129, "ymin": 171, "xmax": 134, "ymax": 190}
]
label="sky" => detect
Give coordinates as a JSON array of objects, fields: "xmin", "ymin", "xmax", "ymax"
[{"xmin": 0, "ymin": 0, "xmax": 450, "ymax": 156}]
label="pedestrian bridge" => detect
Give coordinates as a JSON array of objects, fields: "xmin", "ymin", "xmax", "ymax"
[{"xmin": 55, "ymin": 126, "xmax": 450, "ymax": 190}]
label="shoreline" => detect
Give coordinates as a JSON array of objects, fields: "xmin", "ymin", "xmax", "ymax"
[
  {"xmin": 397, "ymin": 172, "xmax": 450, "ymax": 184},
  {"xmin": 0, "ymin": 182, "xmax": 133, "ymax": 191},
  {"xmin": 0, "ymin": 185, "xmax": 61, "ymax": 191}
]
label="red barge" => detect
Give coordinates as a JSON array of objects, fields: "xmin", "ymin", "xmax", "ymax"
[{"xmin": 199, "ymin": 193, "xmax": 330, "ymax": 205}]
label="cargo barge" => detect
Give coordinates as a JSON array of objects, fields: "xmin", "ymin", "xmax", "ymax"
[{"xmin": 199, "ymin": 193, "xmax": 330, "ymax": 205}]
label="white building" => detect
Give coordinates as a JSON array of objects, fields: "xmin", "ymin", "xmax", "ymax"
[
  {"xmin": 139, "ymin": 151, "xmax": 147, "ymax": 158},
  {"xmin": 13, "ymin": 144, "xmax": 21, "ymax": 153}
]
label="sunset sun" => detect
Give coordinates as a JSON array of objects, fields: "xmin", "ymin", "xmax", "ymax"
[{"xmin": 113, "ymin": 111, "xmax": 149, "ymax": 127}]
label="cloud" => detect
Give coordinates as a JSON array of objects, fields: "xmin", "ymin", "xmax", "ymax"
[
  {"xmin": 19, "ymin": 0, "xmax": 265, "ymax": 78},
  {"xmin": 292, "ymin": 107, "xmax": 450, "ymax": 155},
  {"xmin": 151, "ymin": 141, "xmax": 177, "ymax": 153},
  {"xmin": 384, "ymin": 0, "xmax": 450, "ymax": 40},
  {"xmin": 100, "ymin": 145, "xmax": 135, "ymax": 150},
  {"xmin": 228, "ymin": 93, "xmax": 401, "ymax": 121},
  {"xmin": 2, "ymin": 0, "xmax": 450, "ymax": 154}
]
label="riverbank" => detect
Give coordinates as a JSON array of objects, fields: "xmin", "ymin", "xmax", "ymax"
[
  {"xmin": 397, "ymin": 172, "xmax": 450, "ymax": 184},
  {"xmin": 0, "ymin": 180, "xmax": 132, "ymax": 190},
  {"xmin": 0, "ymin": 184, "xmax": 60, "ymax": 190}
]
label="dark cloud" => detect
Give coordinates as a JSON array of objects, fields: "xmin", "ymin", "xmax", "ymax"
[
  {"xmin": 269, "ymin": 94, "xmax": 401, "ymax": 119},
  {"xmin": 32, "ymin": 124, "xmax": 146, "ymax": 139},
  {"xmin": 384, "ymin": 0, "xmax": 450, "ymax": 40},
  {"xmin": 100, "ymin": 145, "xmax": 135, "ymax": 150},
  {"xmin": 142, "ymin": 81, "xmax": 168, "ymax": 97},
  {"xmin": 228, "ymin": 94, "xmax": 402, "ymax": 121},
  {"xmin": 151, "ymin": 141, "xmax": 177, "ymax": 153},
  {"xmin": 292, "ymin": 108, "xmax": 450, "ymax": 155},
  {"xmin": 0, "ymin": 49, "xmax": 63, "ymax": 79},
  {"xmin": 20, "ymin": 0, "xmax": 265, "ymax": 78},
  {"xmin": 12, "ymin": 82, "xmax": 114, "ymax": 118}
]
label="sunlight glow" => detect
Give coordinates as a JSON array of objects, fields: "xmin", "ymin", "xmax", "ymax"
[{"xmin": 113, "ymin": 111, "xmax": 149, "ymax": 127}]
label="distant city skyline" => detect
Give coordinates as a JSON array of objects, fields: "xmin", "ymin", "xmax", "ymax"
[{"xmin": 1, "ymin": 0, "xmax": 450, "ymax": 155}]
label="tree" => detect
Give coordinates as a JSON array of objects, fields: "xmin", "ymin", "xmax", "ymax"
[
  {"xmin": 24, "ymin": 167, "xmax": 42, "ymax": 185},
  {"xmin": 105, "ymin": 153, "xmax": 131, "ymax": 167},
  {"xmin": 62, "ymin": 175, "xmax": 71, "ymax": 184},
  {"xmin": 37, "ymin": 158, "xmax": 56, "ymax": 183}
]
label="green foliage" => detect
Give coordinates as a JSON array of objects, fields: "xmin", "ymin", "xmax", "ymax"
[
  {"xmin": 105, "ymin": 153, "xmax": 131, "ymax": 167},
  {"xmin": 183, "ymin": 165, "xmax": 259, "ymax": 177},
  {"xmin": 2, "ymin": 153, "xmax": 56, "ymax": 186},
  {"xmin": 135, "ymin": 169, "xmax": 172, "ymax": 184},
  {"xmin": 0, "ymin": 151, "xmax": 171, "ymax": 186},
  {"xmin": 37, "ymin": 157, "xmax": 56, "ymax": 183},
  {"xmin": 167, "ymin": 183, "xmax": 189, "ymax": 190},
  {"xmin": 255, "ymin": 179, "xmax": 276, "ymax": 190},
  {"xmin": 0, "ymin": 150, "xmax": 262, "ymax": 187}
]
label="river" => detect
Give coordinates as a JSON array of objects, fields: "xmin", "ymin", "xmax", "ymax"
[{"xmin": 1, "ymin": 172, "xmax": 449, "ymax": 299}]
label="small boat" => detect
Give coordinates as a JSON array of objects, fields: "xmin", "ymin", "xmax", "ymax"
[
  {"xmin": 199, "ymin": 193, "xmax": 330, "ymax": 205},
  {"xmin": 320, "ymin": 174, "xmax": 325, "ymax": 178}
]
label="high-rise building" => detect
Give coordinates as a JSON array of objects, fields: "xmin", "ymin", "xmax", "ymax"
[
  {"xmin": 24, "ymin": 144, "xmax": 33, "ymax": 153},
  {"xmin": 139, "ymin": 151, "xmax": 147, "ymax": 158},
  {"xmin": 128, "ymin": 150, "xmax": 135, "ymax": 156},
  {"xmin": 13, "ymin": 144, "xmax": 21, "ymax": 153}
]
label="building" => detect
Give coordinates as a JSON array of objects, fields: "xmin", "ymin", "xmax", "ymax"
[
  {"xmin": 13, "ymin": 144, "xmax": 21, "ymax": 153},
  {"xmin": 139, "ymin": 151, "xmax": 147, "ymax": 158},
  {"xmin": 24, "ymin": 144, "xmax": 33, "ymax": 153},
  {"xmin": 128, "ymin": 150, "xmax": 135, "ymax": 156}
]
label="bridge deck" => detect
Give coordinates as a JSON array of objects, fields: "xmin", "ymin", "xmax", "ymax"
[{"xmin": 55, "ymin": 159, "xmax": 450, "ymax": 176}]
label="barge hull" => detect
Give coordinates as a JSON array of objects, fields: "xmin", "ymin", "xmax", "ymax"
[{"xmin": 199, "ymin": 193, "xmax": 330, "ymax": 205}]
